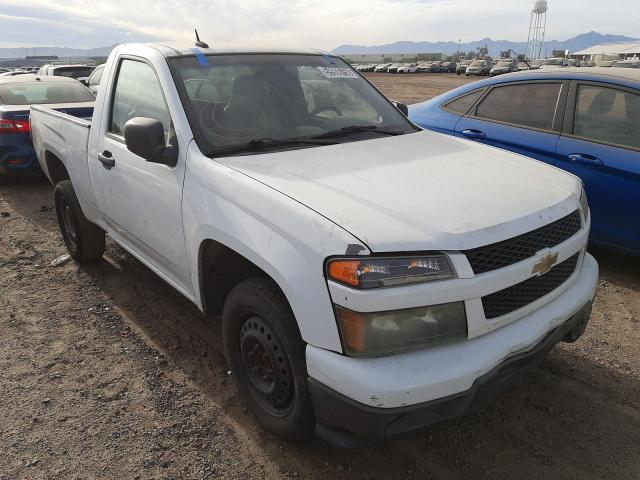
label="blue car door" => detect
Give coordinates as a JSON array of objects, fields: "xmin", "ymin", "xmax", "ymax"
[
  {"xmin": 454, "ymin": 80, "xmax": 567, "ymax": 167},
  {"xmin": 555, "ymin": 81, "xmax": 640, "ymax": 253}
]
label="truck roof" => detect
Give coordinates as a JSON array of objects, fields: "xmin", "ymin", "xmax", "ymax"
[{"xmin": 137, "ymin": 43, "xmax": 333, "ymax": 58}]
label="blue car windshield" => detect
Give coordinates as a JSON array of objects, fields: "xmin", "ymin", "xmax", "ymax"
[{"xmin": 0, "ymin": 81, "xmax": 94, "ymax": 105}]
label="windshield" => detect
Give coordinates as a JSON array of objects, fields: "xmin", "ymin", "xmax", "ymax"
[
  {"xmin": 0, "ymin": 81, "xmax": 94, "ymax": 105},
  {"xmin": 53, "ymin": 66, "xmax": 94, "ymax": 79},
  {"xmin": 496, "ymin": 61, "xmax": 512, "ymax": 67},
  {"xmin": 170, "ymin": 54, "xmax": 416, "ymax": 157},
  {"xmin": 613, "ymin": 61, "xmax": 638, "ymax": 68},
  {"xmin": 470, "ymin": 61, "xmax": 484, "ymax": 67}
]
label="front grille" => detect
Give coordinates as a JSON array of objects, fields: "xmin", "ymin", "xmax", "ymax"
[
  {"xmin": 464, "ymin": 211, "xmax": 581, "ymax": 274},
  {"xmin": 481, "ymin": 253, "xmax": 580, "ymax": 319}
]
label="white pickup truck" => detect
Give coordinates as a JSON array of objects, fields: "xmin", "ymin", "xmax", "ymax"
[{"xmin": 31, "ymin": 42, "xmax": 598, "ymax": 446}]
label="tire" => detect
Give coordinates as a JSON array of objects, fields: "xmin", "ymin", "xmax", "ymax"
[
  {"xmin": 54, "ymin": 180, "xmax": 105, "ymax": 263},
  {"xmin": 223, "ymin": 277, "xmax": 315, "ymax": 441}
]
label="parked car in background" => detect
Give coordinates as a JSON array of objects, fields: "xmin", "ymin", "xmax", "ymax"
[
  {"xmin": 439, "ymin": 61, "xmax": 451, "ymax": 72},
  {"xmin": 466, "ymin": 60, "xmax": 491, "ymax": 76},
  {"xmin": 428, "ymin": 61, "xmax": 443, "ymax": 72},
  {"xmin": 490, "ymin": 59, "xmax": 517, "ymax": 76},
  {"xmin": 374, "ymin": 63, "xmax": 391, "ymax": 72},
  {"xmin": 85, "ymin": 64, "xmax": 104, "ymax": 94},
  {"xmin": 612, "ymin": 60, "xmax": 639, "ymax": 69},
  {"xmin": 446, "ymin": 61, "xmax": 458, "ymax": 73},
  {"xmin": 387, "ymin": 63, "xmax": 402, "ymax": 73},
  {"xmin": 31, "ymin": 42, "xmax": 597, "ymax": 446},
  {"xmin": 37, "ymin": 64, "xmax": 94, "ymax": 80},
  {"xmin": 539, "ymin": 57, "xmax": 569, "ymax": 69},
  {"xmin": 418, "ymin": 61, "xmax": 434, "ymax": 72},
  {"xmin": 0, "ymin": 75, "xmax": 94, "ymax": 176},
  {"xmin": 0, "ymin": 70, "xmax": 30, "ymax": 77},
  {"xmin": 409, "ymin": 67, "xmax": 640, "ymax": 255},
  {"xmin": 456, "ymin": 60, "xmax": 472, "ymax": 75},
  {"xmin": 397, "ymin": 63, "xmax": 418, "ymax": 73}
]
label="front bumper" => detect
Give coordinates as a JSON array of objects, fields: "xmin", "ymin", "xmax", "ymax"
[
  {"xmin": 311, "ymin": 300, "xmax": 592, "ymax": 447},
  {"xmin": 308, "ymin": 253, "xmax": 598, "ymax": 445}
]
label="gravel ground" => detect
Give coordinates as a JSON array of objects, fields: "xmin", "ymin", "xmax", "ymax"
[{"xmin": 1, "ymin": 74, "xmax": 639, "ymax": 479}]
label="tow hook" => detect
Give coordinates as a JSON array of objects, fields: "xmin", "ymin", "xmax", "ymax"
[{"xmin": 563, "ymin": 301, "xmax": 593, "ymax": 343}]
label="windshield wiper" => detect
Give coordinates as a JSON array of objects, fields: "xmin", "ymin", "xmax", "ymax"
[
  {"xmin": 206, "ymin": 137, "xmax": 338, "ymax": 157},
  {"xmin": 311, "ymin": 125, "xmax": 405, "ymax": 140}
]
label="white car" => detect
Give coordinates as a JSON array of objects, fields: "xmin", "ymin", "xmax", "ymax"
[
  {"xmin": 31, "ymin": 42, "xmax": 598, "ymax": 446},
  {"xmin": 539, "ymin": 57, "xmax": 569, "ymax": 69},
  {"xmin": 397, "ymin": 63, "xmax": 418, "ymax": 73}
]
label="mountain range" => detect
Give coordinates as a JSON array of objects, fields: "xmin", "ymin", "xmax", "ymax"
[
  {"xmin": 333, "ymin": 31, "xmax": 639, "ymax": 57},
  {"xmin": 0, "ymin": 44, "xmax": 116, "ymax": 59},
  {"xmin": 0, "ymin": 32, "xmax": 636, "ymax": 59}
]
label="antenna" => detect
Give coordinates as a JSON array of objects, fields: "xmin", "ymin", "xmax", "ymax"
[{"xmin": 194, "ymin": 29, "xmax": 209, "ymax": 49}]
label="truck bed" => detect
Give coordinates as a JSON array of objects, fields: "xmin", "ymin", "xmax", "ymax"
[{"xmin": 30, "ymin": 104, "xmax": 100, "ymax": 219}]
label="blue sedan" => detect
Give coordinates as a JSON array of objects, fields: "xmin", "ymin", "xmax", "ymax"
[
  {"xmin": 0, "ymin": 74, "xmax": 94, "ymax": 176},
  {"xmin": 409, "ymin": 67, "xmax": 640, "ymax": 255}
]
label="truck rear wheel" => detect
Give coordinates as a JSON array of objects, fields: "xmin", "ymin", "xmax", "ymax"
[
  {"xmin": 222, "ymin": 277, "xmax": 315, "ymax": 441},
  {"xmin": 54, "ymin": 180, "xmax": 105, "ymax": 263}
]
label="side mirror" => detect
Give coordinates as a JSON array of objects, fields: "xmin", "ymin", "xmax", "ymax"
[
  {"xmin": 78, "ymin": 77, "xmax": 88, "ymax": 86},
  {"xmin": 392, "ymin": 101, "xmax": 409, "ymax": 116},
  {"xmin": 124, "ymin": 117, "xmax": 177, "ymax": 166}
]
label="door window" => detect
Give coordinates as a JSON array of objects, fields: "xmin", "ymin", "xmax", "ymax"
[
  {"xmin": 573, "ymin": 84, "xmax": 640, "ymax": 149},
  {"xmin": 474, "ymin": 82, "xmax": 562, "ymax": 131},
  {"xmin": 444, "ymin": 89, "xmax": 484, "ymax": 114},
  {"xmin": 109, "ymin": 59, "xmax": 171, "ymax": 140}
]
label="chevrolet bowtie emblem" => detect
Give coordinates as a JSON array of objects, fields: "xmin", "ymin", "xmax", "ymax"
[{"xmin": 532, "ymin": 252, "xmax": 559, "ymax": 275}]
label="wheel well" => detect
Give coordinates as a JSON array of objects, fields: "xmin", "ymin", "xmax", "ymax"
[
  {"xmin": 199, "ymin": 239, "xmax": 271, "ymax": 316},
  {"xmin": 45, "ymin": 151, "xmax": 69, "ymax": 185}
]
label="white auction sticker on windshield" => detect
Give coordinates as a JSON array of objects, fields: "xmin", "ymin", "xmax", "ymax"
[{"xmin": 318, "ymin": 67, "xmax": 359, "ymax": 79}]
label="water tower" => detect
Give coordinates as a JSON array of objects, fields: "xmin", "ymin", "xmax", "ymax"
[{"xmin": 526, "ymin": 0, "xmax": 548, "ymax": 60}]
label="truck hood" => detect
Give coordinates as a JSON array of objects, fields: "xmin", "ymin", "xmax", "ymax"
[{"xmin": 216, "ymin": 130, "xmax": 581, "ymax": 252}]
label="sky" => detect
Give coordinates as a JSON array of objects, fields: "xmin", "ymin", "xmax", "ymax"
[{"xmin": 0, "ymin": 0, "xmax": 637, "ymax": 50}]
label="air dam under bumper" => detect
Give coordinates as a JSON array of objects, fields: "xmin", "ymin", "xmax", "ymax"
[{"xmin": 308, "ymin": 253, "xmax": 598, "ymax": 446}]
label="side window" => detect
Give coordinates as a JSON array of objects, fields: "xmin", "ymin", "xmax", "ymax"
[
  {"xmin": 573, "ymin": 84, "xmax": 640, "ymax": 149},
  {"xmin": 475, "ymin": 83, "xmax": 562, "ymax": 131},
  {"xmin": 443, "ymin": 89, "xmax": 483, "ymax": 115},
  {"xmin": 109, "ymin": 59, "xmax": 171, "ymax": 140}
]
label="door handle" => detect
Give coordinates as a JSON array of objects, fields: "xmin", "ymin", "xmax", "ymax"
[
  {"xmin": 461, "ymin": 129, "xmax": 487, "ymax": 140},
  {"xmin": 568, "ymin": 153, "xmax": 602, "ymax": 167},
  {"xmin": 98, "ymin": 151, "xmax": 115, "ymax": 170}
]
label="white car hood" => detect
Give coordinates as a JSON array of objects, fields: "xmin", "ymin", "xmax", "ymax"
[{"xmin": 216, "ymin": 130, "xmax": 581, "ymax": 252}]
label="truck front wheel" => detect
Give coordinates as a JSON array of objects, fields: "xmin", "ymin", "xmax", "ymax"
[
  {"xmin": 54, "ymin": 180, "xmax": 105, "ymax": 263},
  {"xmin": 222, "ymin": 277, "xmax": 315, "ymax": 441}
]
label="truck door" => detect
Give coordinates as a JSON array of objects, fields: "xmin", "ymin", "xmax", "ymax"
[{"xmin": 90, "ymin": 57, "xmax": 192, "ymax": 294}]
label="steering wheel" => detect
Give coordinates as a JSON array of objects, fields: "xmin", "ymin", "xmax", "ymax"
[
  {"xmin": 309, "ymin": 105, "xmax": 343, "ymax": 117},
  {"xmin": 199, "ymin": 101, "xmax": 268, "ymax": 140}
]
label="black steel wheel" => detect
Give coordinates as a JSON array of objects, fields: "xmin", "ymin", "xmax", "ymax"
[
  {"xmin": 54, "ymin": 180, "xmax": 105, "ymax": 262},
  {"xmin": 223, "ymin": 277, "xmax": 315, "ymax": 440},
  {"xmin": 240, "ymin": 315, "xmax": 294, "ymax": 416}
]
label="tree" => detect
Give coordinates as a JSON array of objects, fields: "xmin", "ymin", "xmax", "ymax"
[{"xmin": 477, "ymin": 45, "xmax": 489, "ymax": 58}]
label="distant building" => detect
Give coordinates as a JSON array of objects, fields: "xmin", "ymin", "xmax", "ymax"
[
  {"xmin": 571, "ymin": 41, "xmax": 640, "ymax": 64},
  {"xmin": 340, "ymin": 53, "xmax": 446, "ymax": 64}
]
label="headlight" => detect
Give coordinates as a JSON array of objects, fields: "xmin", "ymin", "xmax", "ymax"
[
  {"xmin": 579, "ymin": 186, "xmax": 589, "ymax": 222},
  {"xmin": 335, "ymin": 302, "xmax": 467, "ymax": 356},
  {"xmin": 327, "ymin": 255, "xmax": 455, "ymax": 289}
]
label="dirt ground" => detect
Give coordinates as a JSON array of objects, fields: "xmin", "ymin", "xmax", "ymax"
[
  {"xmin": 1, "ymin": 74, "xmax": 639, "ymax": 480},
  {"xmin": 364, "ymin": 72, "xmax": 477, "ymax": 104}
]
